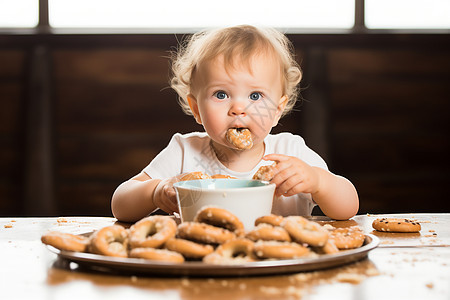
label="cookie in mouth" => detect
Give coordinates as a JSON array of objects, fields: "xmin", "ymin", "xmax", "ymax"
[{"xmin": 226, "ymin": 128, "xmax": 253, "ymax": 150}]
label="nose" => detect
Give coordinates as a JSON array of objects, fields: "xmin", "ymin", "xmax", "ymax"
[{"xmin": 228, "ymin": 98, "xmax": 247, "ymax": 117}]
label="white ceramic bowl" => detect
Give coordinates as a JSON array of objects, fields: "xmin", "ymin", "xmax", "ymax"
[{"xmin": 173, "ymin": 179, "xmax": 276, "ymax": 231}]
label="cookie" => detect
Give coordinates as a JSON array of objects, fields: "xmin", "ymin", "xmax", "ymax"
[
  {"xmin": 329, "ymin": 226, "xmax": 365, "ymax": 249},
  {"xmin": 372, "ymin": 218, "xmax": 421, "ymax": 233},
  {"xmin": 252, "ymin": 164, "xmax": 276, "ymax": 181}
]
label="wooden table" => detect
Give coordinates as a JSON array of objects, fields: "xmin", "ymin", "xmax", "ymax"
[{"xmin": 1, "ymin": 213, "xmax": 449, "ymax": 300}]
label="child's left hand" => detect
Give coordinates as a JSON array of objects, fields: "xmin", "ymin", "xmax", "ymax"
[{"xmin": 263, "ymin": 154, "xmax": 320, "ymax": 197}]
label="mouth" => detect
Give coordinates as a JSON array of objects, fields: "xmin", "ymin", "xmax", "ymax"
[
  {"xmin": 229, "ymin": 126, "xmax": 248, "ymax": 132},
  {"xmin": 225, "ymin": 127, "xmax": 253, "ymax": 150}
]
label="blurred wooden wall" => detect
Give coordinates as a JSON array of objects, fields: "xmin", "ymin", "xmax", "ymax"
[{"xmin": 0, "ymin": 33, "xmax": 449, "ymax": 216}]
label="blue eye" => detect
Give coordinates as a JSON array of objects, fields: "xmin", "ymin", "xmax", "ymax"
[
  {"xmin": 249, "ymin": 92, "xmax": 262, "ymax": 101},
  {"xmin": 214, "ymin": 91, "xmax": 228, "ymax": 100}
]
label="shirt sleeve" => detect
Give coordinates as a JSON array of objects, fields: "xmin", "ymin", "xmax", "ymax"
[{"xmin": 142, "ymin": 133, "xmax": 184, "ymax": 179}]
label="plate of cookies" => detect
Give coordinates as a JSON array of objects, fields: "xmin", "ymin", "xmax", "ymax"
[{"xmin": 42, "ymin": 207, "xmax": 379, "ymax": 277}]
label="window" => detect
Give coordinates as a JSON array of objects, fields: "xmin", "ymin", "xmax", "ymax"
[
  {"xmin": 0, "ymin": 0, "xmax": 38, "ymax": 27},
  {"xmin": 48, "ymin": 0, "xmax": 354, "ymax": 31},
  {"xmin": 1, "ymin": 0, "xmax": 449, "ymax": 31},
  {"xmin": 365, "ymin": 0, "xmax": 450, "ymax": 29}
]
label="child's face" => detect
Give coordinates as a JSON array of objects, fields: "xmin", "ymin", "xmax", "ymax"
[{"xmin": 188, "ymin": 53, "xmax": 287, "ymax": 150}]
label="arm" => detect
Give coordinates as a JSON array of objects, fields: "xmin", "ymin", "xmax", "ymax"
[
  {"xmin": 264, "ymin": 154, "xmax": 359, "ymax": 220},
  {"xmin": 111, "ymin": 172, "xmax": 179, "ymax": 222},
  {"xmin": 309, "ymin": 167, "xmax": 359, "ymax": 220}
]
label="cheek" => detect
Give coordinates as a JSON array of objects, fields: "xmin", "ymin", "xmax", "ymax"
[
  {"xmin": 199, "ymin": 104, "xmax": 226, "ymax": 133},
  {"xmin": 247, "ymin": 101, "xmax": 278, "ymax": 128}
]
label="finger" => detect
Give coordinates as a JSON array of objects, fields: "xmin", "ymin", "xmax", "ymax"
[
  {"xmin": 276, "ymin": 174, "xmax": 304, "ymax": 196},
  {"xmin": 263, "ymin": 154, "xmax": 290, "ymax": 163},
  {"xmin": 274, "ymin": 177, "xmax": 292, "ymax": 196},
  {"xmin": 164, "ymin": 187, "xmax": 179, "ymax": 213},
  {"xmin": 276, "ymin": 186, "xmax": 295, "ymax": 197},
  {"xmin": 154, "ymin": 191, "xmax": 177, "ymax": 214},
  {"xmin": 171, "ymin": 203, "xmax": 180, "ymax": 214},
  {"xmin": 155, "ymin": 200, "xmax": 175, "ymax": 215},
  {"xmin": 153, "ymin": 187, "xmax": 177, "ymax": 214},
  {"xmin": 284, "ymin": 186, "xmax": 302, "ymax": 197},
  {"xmin": 282, "ymin": 181, "xmax": 306, "ymax": 197},
  {"xmin": 164, "ymin": 186, "xmax": 177, "ymax": 198},
  {"xmin": 271, "ymin": 164, "xmax": 295, "ymax": 185},
  {"xmin": 169, "ymin": 193, "xmax": 180, "ymax": 213},
  {"xmin": 162, "ymin": 200, "xmax": 179, "ymax": 214}
]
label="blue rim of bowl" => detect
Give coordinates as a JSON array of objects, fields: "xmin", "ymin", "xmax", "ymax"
[{"xmin": 173, "ymin": 179, "xmax": 275, "ymax": 192}]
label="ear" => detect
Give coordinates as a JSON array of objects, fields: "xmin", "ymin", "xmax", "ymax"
[
  {"xmin": 272, "ymin": 95, "xmax": 288, "ymax": 127},
  {"xmin": 187, "ymin": 94, "xmax": 202, "ymax": 124}
]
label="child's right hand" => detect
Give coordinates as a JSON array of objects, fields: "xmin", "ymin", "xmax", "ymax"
[{"xmin": 153, "ymin": 177, "xmax": 180, "ymax": 214}]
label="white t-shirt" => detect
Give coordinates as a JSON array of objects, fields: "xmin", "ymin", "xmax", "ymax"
[{"xmin": 143, "ymin": 132, "xmax": 328, "ymax": 216}]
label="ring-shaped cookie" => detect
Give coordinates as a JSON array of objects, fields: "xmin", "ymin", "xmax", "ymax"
[
  {"xmin": 164, "ymin": 237, "xmax": 214, "ymax": 259},
  {"xmin": 329, "ymin": 226, "xmax": 365, "ymax": 249},
  {"xmin": 226, "ymin": 128, "xmax": 253, "ymax": 150},
  {"xmin": 129, "ymin": 215, "xmax": 177, "ymax": 249},
  {"xmin": 89, "ymin": 225, "xmax": 128, "ymax": 257},
  {"xmin": 372, "ymin": 218, "xmax": 421, "ymax": 233},
  {"xmin": 194, "ymin": 206, "xmax": 244, "ymax": 233},
  {"xmin": 282, "ymin": 216, "xmax": 329, "ymax": 247},
  {"xmin": 252, "ymin": 164, "xmax": 276, "ymax": 181},
  {"xmin": 129, "ymin": 247, "xmax": 184, "ymax": 263},
  {"xmin": 254, "ymin": 241, "xmax": 310, "ymax": 259},
  {"xmin": 254, "ymin": 214, "xmax": 284, "ymax": 227},
  {"xmin": 211, "ymin": 174, "xmax": 237, "ymax": 179},
  {"xmin": 177, "ymin": 222, "xmax": 236, "ymax": 245},
  {"xmin": 41, "ymin": 231, "xmax": 89, "ymax": 252},
  {"xmin": 314, "ymin": 240, "xmax": 340, "ymax": 255},
  {"xmin": 203, "ymin": 238, "xmax": 256, "ymax": 264},
  {"xmin": 245, "ymin": 223, "xmax": 292, "ymax": 242},
  {"xmin": 179, "ymin": 171, "xmax": 211, "ymax": 181}
]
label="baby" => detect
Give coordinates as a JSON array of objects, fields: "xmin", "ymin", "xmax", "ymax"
[{"xmin": 111, "ymin": 25, "xmax": 359, "ymax": 222}]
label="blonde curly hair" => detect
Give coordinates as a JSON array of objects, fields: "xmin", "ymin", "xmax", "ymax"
[{"xmin": 170, "ymin": 25, "xmax": 302, "ymax": 117}]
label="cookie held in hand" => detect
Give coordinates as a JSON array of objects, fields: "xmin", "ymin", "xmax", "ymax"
[{"xmin": 253, "ymin": 164, "xmax": 276, "ymax": 181}]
